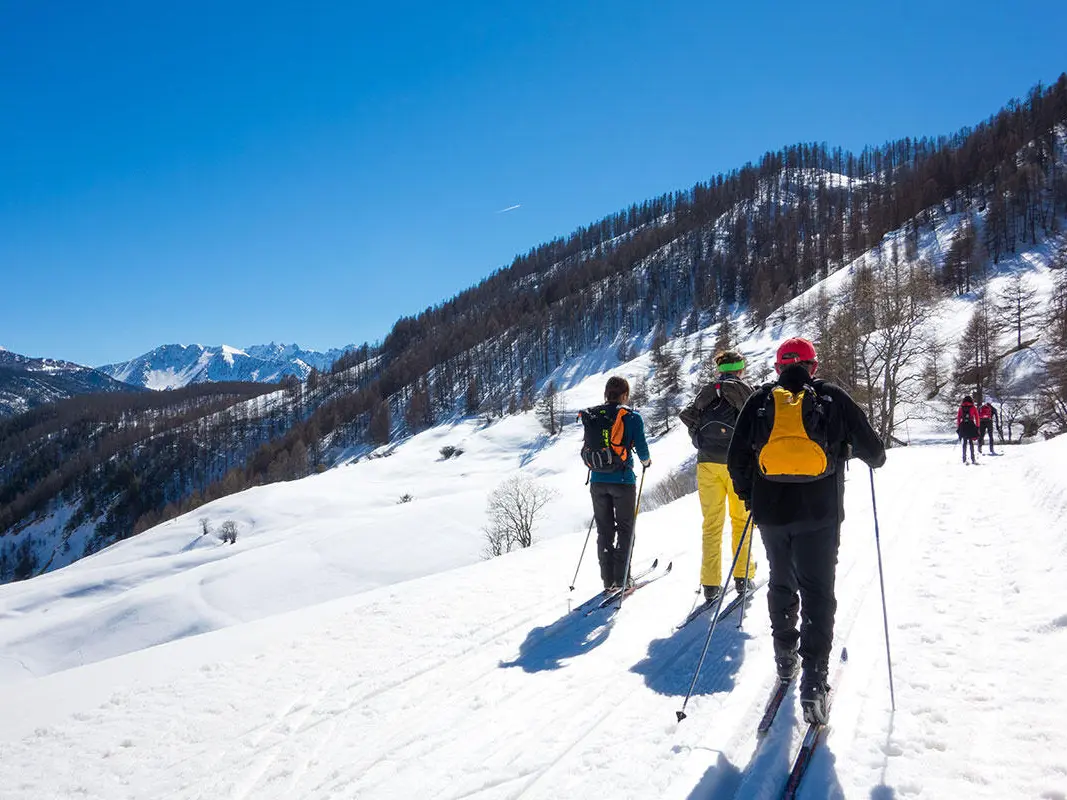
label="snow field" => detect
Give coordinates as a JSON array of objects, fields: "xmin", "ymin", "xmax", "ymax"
[{"xmin": 2, "ymin": 434, "xmax": 1066, "ymax": 797}]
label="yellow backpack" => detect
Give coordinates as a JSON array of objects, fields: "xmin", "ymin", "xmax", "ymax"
[{"xmin": 756, "ymin": 386, "xmax": 836, "ymax": 482}]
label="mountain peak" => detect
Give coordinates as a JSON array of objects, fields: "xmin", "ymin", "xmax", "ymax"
[{"xmin": 98, "ymin": 342, "xmax": 356, "ymax": 390}]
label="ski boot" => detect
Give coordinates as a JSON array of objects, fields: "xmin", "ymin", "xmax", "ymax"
[
  {"xmin": 800, "ymin": 666, "xmax": 831, "ymax": 724},
  {"xmin": 774, "ymin": 640, "xmax": 800, "ymax": 681},
  {"xmin": 734, "ymin": 577, "xmax": 756, "ymax": 596}
]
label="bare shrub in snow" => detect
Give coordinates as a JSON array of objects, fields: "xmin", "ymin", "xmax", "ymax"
[
  {"xmin": 482, "ymin": 475, "xmax": 556, "ymax": 559},
  {"xmin": 199, "ymin": 517, "xmax": 211, "ymax": 537},
  {"xmin": 219, "ymin": 520, "xmax": 238, "ymax": 545}
]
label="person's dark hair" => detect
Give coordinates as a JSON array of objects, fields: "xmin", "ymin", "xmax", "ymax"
[
  {"xmin": 962, "ymin": 395, "xmax": 974, "ymax": 404},
  {"xmin": 605, "ymin": 376, "xmax": 630, "ymax": 403},
  {"xmin": 714, "ymin": 349, "xmax": 745, "ymax": 369}
]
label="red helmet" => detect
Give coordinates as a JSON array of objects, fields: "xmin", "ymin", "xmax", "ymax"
[{"xmin": 775, "ymin": 337, "xmax": 818, "ymax": 371}]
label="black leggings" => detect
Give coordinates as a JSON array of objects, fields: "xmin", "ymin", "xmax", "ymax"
[
  {"xmin": 961, "ymin": 438, "xmax": 976, "ymax": 462},
  {"xmin": 979, "ymin": 421, "xmax": 995, "ymax": 452},
  {"xmin": 590, "ymin": 482, "xmax": 637, "ymax": 586},
  {"xmin": 760, "ymin": 522, "xmax": 841, "ymax": 673}
]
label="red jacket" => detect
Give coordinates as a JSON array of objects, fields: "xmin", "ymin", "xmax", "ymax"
[
  {"xmin": 957, "ymin": 403, "xmax": 979, "ymax": 438},
  {"xmin": 979, "ymin": 403, "xmax": 996, "ymax": 422}
]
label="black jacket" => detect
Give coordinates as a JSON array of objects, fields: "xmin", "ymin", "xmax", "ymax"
[
  {"xmin": 678, "ymin": 375, "xmax": 754, "ymax": 463},
  {"xmin": 727, "ymin": 364, "xmax": 886, "ymax": 528}
]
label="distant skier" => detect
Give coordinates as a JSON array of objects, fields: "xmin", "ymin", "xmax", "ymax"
[
  {"xmin": 578, "ymin": 376, "xmax": 651, "ymax": 592},
  {"xmin": 678, "ymin": 349, "xmax": 757, "ymax": 604},
  {"xmin": 978, "ymin": 401, "xmax": 998, "ymax": 454},
  {"xmin": 727, "ymin": 337, "xmax": 886, "ymax": 725},
  {"xmin": 957, "ymin": 396, "xmax": 980, "ymax": 464}
]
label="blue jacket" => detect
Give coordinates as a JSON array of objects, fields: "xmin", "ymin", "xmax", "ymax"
[{"xmin": 589, "ymin": 405, "xmax": 650, "ymax": 485}]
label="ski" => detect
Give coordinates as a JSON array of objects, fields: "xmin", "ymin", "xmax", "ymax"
[
  {"xmin": 757, "ymin": 678, "xmax": 794, "ymax": 737},
  {"xmin": 675, "ymin": 590, "xmax": 731, "ymax": 630},
  {"xmin": 570, "ymin": 559, "xmax": 658, "ymax": 615},
  {"xmin": 587, "ymin": 559, "xmax": 672, "ymax": 614},
  {"xmin": 782, "ymin": 719, "xmax": 823, "ymax": 799},
  {"xmin": 781, "ymin": 647, "xmax": 848, "ymax": 799},
  {"xmin": 675, "ymin": 579, "xmax": 765, "ymax": 631},
  {"xmin": 575, "ymin": 558, "xmax": 659, "ymax": 614},
  {"xmin": 616, "ymin": 561, "xmax": 672, "ymax": 602}
]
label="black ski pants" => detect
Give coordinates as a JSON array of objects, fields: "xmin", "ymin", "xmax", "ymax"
[
  {"xmin": 759, "ymin": 521, "xmax": 840, "ymax": 675},
  {"xmin": 979, "ymin": 420, "xmax": 995, "ymax": 453},
  {"xmin": 590, "ymin": 482, "xmax": 637, "ymax": 587},
  {"xmin": 961, "ymin": 437, "xmax": 976, "ymax": 463}
]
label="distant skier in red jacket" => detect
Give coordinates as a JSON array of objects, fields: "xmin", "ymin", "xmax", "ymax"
[
  {"xmin": 978, "ymin": 402, "xmax": 998, "ymax": 454},
  {"xmin": 956, "ymin": 396, "xmax": 980, "ymax": 464}
]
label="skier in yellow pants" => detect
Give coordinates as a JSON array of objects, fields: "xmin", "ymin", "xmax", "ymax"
[
  {"xmin": 679, "ymin": 349, "xmax": 756, "ymax": 602},
  {"xmin": 697, "ymin": 462, "xmax": 754, "ymax": 599}
]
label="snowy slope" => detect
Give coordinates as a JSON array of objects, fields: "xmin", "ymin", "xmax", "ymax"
[
  {"xmin": 0, "ymin": 363, "xmax": 689, "ymax": 682},
  {"xmin": 1, "ymin": 361, "xmax": 1067, "ymax": 797},
  {"xmin": 98, "ymin": 342, "xmax": 355, "ymax": 389},
  {"xmin": 2, "ymin": 422, "xmax": 1067, "ymax": 797},
  {"xmin": 3, "ymin": 212, "xmax": 1066, "ymax": 796}
]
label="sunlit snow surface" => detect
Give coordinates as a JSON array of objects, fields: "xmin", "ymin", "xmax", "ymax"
[
  {"xmin": 2, "ymin": 395, "xmax": 1066, "ymax": 798},
  {"xmin": 2, "ymin": 217, "xmax": 1065, "ymax": 797}
]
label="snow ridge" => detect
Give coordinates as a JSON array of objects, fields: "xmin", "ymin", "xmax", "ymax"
[{"xmin": 99, "ymin": 342, "xmax": 357, "ymax": 390}]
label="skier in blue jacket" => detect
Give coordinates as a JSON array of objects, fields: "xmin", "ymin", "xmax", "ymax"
[{"xmin": 586, "ymin": 376, "xmax": 651, "ymax": 591}]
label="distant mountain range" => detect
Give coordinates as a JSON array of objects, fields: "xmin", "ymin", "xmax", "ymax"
[
  {"xmin": 98, "ymin": 342, "xmax": 356, "ymax": 390},
  {"xmin": 0, "ymin": 346, "xmax": 140, "ymax": 416}
]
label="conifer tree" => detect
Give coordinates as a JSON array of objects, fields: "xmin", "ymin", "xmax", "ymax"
[
  {"xmin": 996, "ymin": 272, "xmax": 1041, "ymax": 348},
  {"xmin": 535, "ymin": 381, "xmax": 561, "ymax": 435},
  {"xmin": 369, "ymin": 400, "xmax": 392, "ymax": 445},
  {"xmin": 954, "ymin": 301, "xmax": 997, "ymax": 402}
]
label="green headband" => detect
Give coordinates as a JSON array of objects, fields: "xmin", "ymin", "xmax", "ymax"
[{"xmin": 717, "ymin": 360, "xmax": 745, "ymax": 372}]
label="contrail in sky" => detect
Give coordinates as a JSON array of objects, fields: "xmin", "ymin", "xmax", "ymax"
[{"xmin": 496, "ymin": 204, "xmax": 521, "ymax": 213}]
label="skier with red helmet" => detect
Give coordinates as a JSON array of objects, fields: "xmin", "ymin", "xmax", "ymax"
[
  {"xmin": 727, "ymin": 337, "xmax": 885, "ymax": 725},
  {"xmin": 977, "ymin": 401, "xmax": 998, "ymax": 455}
]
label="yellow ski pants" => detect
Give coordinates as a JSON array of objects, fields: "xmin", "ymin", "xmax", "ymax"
[{"xmin": 697, "ymin": 462, "xmax": 755, "ymax": 587}]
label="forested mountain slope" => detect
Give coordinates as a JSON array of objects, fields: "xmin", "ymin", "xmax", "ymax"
[{"xmin": 0, "ymin": 347, "xmax": 140, "ymax": 418}]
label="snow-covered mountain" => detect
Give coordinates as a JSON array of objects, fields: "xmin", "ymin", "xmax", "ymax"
[
  {"xmin": 98, "ymin": 342, "xmax": 356, "ymax": 389},
  {"xmin": 0, "ymin": 347, "xmax": 140, "ymax": 417}
]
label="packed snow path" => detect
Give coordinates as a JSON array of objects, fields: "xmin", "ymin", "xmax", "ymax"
[{"xmin": 1, "ymin": 441, "xmax": 1066, "ymax": 799}]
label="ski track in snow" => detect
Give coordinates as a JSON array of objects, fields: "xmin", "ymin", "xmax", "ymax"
[{"xmin": 2, "ymin": 442, "xmax": 1067, "ymax": 798}]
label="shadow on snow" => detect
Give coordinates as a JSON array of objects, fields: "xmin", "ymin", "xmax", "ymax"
[
  {"xmin": 685, "ymin": 682, "xmax": 846, "ymax": 799},
  {"xmin": 631, "ymin": 599, "xmax": 753, "ymax": 699},
  {"xmin": 498, "ymin": 603, "xmax": 617, "ymax": 673}
]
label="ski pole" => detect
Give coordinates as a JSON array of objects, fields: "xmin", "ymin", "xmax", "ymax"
[
  {"xmin": 616, "ymin": 463, "xmax": 647, "ymax": 610},
  {"xmin": 569, "ymin": 517, "xmax": 595, "ymax": 591},
  {"xmin": 676, "ymin": 513, "xmax": 752, "ymax": 722},
  {"xmin": 736, "ymin": 518, "xmax": 755, "ymax": 630},
  {"xmin": 870, "ymin": 467, "xmax": 896, "ymax": 711}
]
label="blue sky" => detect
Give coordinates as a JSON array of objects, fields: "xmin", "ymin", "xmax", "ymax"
[{"xmin": 1, "ymin": 1, "xmax": 1064, "ymax": 366}]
